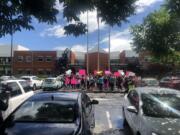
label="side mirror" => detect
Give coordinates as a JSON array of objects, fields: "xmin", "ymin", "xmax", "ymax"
[
  {"xmin": 91, "ymin": 100, "xmax": 99, "ymax": 105},
  {"xmin": 127, "ymin": 106, "xmax": 138, "ymax": 114}
]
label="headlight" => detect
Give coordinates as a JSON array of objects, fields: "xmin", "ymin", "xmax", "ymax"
[{"xmin": 152, "ymin": 132, "xmax": 159, "ymax": 135}]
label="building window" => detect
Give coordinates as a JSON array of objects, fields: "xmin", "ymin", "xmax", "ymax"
[
  {"xmin": 46, "ymin": 56, "xmax": 52, "ymax": 62},
  {"xmin": 26, "ymin": 56, "xmax": 32, "ymax": 62},
  {"xmin": 46, "ymin": 69, "xmax": 51, "ymax": 75},
  {"xmin": 0, "ymin": 58, "xmax": 3, "ymax": 64},
  {"xmin": 38, "ymin": 69, "xmax": 44, "ymax": 75},
  {"xmin": 17, "ymin": 56, "xmax": 23, "ymax": 62},
  {"xmin": 18, "ymin": 69, "xmax": 23, "ymax": 74},
  {"xmin": 36, "ymin": 56, "xmax": 44, "ymax": 62},
  {"xmin": 26, "ymin": 69, "xmax": 32, "ymax": 75}
]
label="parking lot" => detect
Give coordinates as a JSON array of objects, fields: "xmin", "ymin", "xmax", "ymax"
[{"xmin": 88, "ymin": 93, "xmax": 132, "ymax": 135}]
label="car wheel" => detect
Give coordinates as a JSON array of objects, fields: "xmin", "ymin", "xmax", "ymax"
[{"xmin": 33, "ymin": 84, "xmax": 36, "ymax": 91}]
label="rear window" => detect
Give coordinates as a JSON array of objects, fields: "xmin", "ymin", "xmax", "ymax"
[
  {"xmin": 45, "ymin": 79, "xmax": 56, "ymax": 83},
  {"xmin": 13, "ymin": 100, "xmax": 77, "ymax": 123},
  {"xmin": 19, "ymin": 81, "xmax": 32, "ymax": 93},
  {"xmin": 21, "ymin": 78, "xmax": 30, "ymax": 81}
]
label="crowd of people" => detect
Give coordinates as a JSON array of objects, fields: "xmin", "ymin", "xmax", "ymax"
[{"xmin": 62, "ymin": 72, "xmax": 139, "ymax": 93}]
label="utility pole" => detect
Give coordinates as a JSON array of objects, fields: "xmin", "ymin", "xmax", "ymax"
[{"xmin": 7, "ymin": 1, "xmax": 13, "ymax": 75}]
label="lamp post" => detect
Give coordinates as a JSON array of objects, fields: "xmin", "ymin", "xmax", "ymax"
[
  {"xmin": 7, "ymin": 1, "xmax": 13, "ymax": 75},
  {"xmin": 108, "ymin": 26, "xmax": 111, "ymax": 71},
  {"xmin": 86, "ymin": 11, "xmax": 89, "ymax": 75}
]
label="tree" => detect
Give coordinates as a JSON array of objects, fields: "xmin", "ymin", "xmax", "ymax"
[
  {"xmin": 62, "ymin": 0, "xmax": 137, "ymax": 36},
  {"xmin": 166, "ymin": 0, "xmax": 180, "ymax": 17},
  {"xmin": 0, "ymin": 0, "xmax": 59, "ymax": 37},
  {"xmin": 131, "ymin": 8, "xmax": 180, "ymax": 64},
  {"xmin": 0, "ymin": 0, "xmax": 137, "ymax": 37}
]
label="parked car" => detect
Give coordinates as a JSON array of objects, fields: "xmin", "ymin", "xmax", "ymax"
[
  {"xmin": 42, "ymin": 77, "xmax": 63, "ymax": 91},
  {"xmin": 140, "ymin": 78, "xmax": 159, "ymax": 87},
  {"xmin": 0, "ymin": 80, "xmax": 34, "ymax": 119},
  {"xmin": 0, "ymin": 76, "xmax": 16, "ymax": 82},
  {"xmin": 160, "ymin": 76, "xmax": 180, "ymax": 90},
  {"xmin": 20, "ymin": 76, "xmax": 43, "ymax": 90},
  {"xmin": 123, "ymin": 87, "xmax": 180, "ymax": 135},
  {"xmin": 1, "ymin": 91, "xmax": 99, "ymax": 135}
]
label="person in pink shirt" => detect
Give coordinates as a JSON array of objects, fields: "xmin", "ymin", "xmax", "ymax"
[{"xmin": 71, "ymin": 75, "xmax": 77, "ymax": 89}]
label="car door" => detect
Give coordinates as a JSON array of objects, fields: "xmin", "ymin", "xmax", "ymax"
[
  {"xmin": 18, "ymin": 81, "xmax": 34, "ymax": 101},
  {"xmin": 33, "ymin": 77, "xmax": 41, "ymax": 87},
  {"xmin": 82, "ymin": 93, "xmax": 94, "ymax": 134},
  {"xmin": 3, "ymin": 82, "xmax": 23, "ymax": 119},
  {"xmin": 125, "ymin": 90, "xmax": 140, "ymax": 132}
]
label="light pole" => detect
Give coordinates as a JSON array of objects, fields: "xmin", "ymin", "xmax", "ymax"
[
  {"xmin": 108, "ymin": 26, "xmax": 111, "ymax": 71},
  {"xmin": 86, "ymin": 11, "xmax": 89, "ymax": 75},
  {"xmin": 7, "ymin": 1, "xmax": 13, "ymax": 75}
]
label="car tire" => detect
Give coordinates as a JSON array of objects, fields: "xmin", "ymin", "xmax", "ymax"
[{"xmin": 33, "ymin": 84, "xmax": 36, "ymax": 91}]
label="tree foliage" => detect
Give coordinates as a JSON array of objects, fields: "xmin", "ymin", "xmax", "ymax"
[
  {"xmin": 0, "ymin": 0, "xmax": 58, "ymax": 37},
  {"xmin": 166, "ymin": 0, "xmax": 180, "ymax": 17},
  {"xmin": 0, "ymin": 0, "xmax": 137, "ymax": 37},
  {"xmin": 131, "ymin": 8, "xmax": 180, "ymax": 64},
  {"xmin": 61, "ymin": 0, "xmax": 137, "ymax": 36}
]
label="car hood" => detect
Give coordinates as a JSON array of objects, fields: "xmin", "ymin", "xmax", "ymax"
[
  {"xmin": 145, "ymin": 117, "xmax": 180, "ymax": 134},
  {"xmin": 5, "ymin": 123, "xmax": 79, "ymax": 135}
]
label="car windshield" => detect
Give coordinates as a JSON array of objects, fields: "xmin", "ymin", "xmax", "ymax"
[
  {"xmin": 141, "ymin": 93, "xmax": 180, "ymax": 118},
  {"xmin": 21, "ymin": 78, "xmax": 30, "ymax": 81},
  {"xmin": 13, "ymin": 100, "xmax": 77, "ymax": 123},
  {"xmin": 143, "ymin": 79, "xmax": 158, "ymax": 85}
]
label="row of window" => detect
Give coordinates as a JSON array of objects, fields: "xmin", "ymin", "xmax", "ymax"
[
  {"xmin": 16, "ymin": 56, "xmax": 53, "ymax": 62},
  {"xmin": 0, "ymin": 58, "xmax": 11, "ymax": 64},
  {"xmin": 17, "ymin": 69, "xmax": 52, "ymax": 75}
]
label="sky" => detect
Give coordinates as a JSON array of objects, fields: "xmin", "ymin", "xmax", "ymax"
[{"xmin": 0, "ymin": 0, "xmax": 164, "ymax": 52}]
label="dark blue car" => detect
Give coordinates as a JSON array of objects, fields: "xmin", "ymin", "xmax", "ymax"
[{"xmin": 1, "ymin": 91, "xmax": 99, "ymax": 135}]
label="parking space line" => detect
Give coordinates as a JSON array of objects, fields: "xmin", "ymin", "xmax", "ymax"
[{"xmin": 106, "ymin": 111, "xmax": 112, "ymax": 129}]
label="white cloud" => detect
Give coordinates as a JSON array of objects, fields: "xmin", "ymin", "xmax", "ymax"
[
  {"xmin": 54, "ymin": 44, "xmax": 87, "ymax": 52},
  {"xmin": 104, "ymin": 38, "xmax": 132, "ymax": 52},
  {"xmin": 101, "ymin": 28, "xmax": 133, "ymax": 52},
  {"xmin": 79, "ymin": 10, "xmax": 106, "ymax": 33},
  {"xmin": 40, "ymin": 25, "xmax": 65, "ymax": 38},
  {"xmin": 135, "ymin": 0, "xmax": 163, "ymax": 13}
]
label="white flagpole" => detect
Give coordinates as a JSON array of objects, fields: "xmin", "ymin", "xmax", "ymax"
[{"xmin": 97, "ymin": 10, "xmax": 100, "ymax": 71}]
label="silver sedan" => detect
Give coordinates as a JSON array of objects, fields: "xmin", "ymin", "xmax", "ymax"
[{"xmin": 122, "ymin": 87, "xmax": 180, "ymax": 135}]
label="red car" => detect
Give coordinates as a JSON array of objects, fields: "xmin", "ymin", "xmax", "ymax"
[{"xmin": 160, "ymin": 76, "xmax": 180, "ymax": 90}]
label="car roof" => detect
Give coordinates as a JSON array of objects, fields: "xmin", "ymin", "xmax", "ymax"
[
  {"xmin": 1, "ymin": 79, "xmax": 26, "ymax": 83},
  {"xmin": 45, "ymin": 77, "xmax": 56, "ymax": 79},
  {"xmin": 135, "ymin": 87, "xmax": 180, "ymax": 95},
  {"xmin": 28, "ymin": 92, "xmax": 80, "ymax": 102},
  {"xmin": 142, "ymin": 78, "xmax": 158, "ymax": 80},
  {"xmin": 21, "ymin": 76, "xmax": 36, "ymax": 78}
]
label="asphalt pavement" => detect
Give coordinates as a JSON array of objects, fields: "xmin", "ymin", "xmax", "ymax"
[{"xmin": 88, "ymin": 93, "xmax": 133, "ymax": 135}]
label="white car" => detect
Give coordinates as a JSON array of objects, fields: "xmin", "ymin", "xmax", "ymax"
[
  {"xmin": 42, "ymin": 77, "xmax": 63, "ymax": 91},
  {"xmin": 0, "ymin": 80, "xmax": 34, "ymax": 119},
  {"xmin": 20, "ymin": 76, "xmax": 43, "ymax": 90},
  {"xmin": 123, "ymin": 87, "xmax": 180, "ymax": 135}
]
